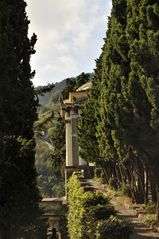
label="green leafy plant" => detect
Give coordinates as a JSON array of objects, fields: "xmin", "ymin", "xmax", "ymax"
[
  {"xmin": 96, "ymin": 216, "xmax": 133, "ymax": 239},
  {"xmin": 67, "ymin": 175, "xmax": 113, "ymax": 239},
  {"xmin": 109, "ymin": 177, "xmax": 119, "ymax": 190},
  {"xmin": 119, "ymin": 184, "xmax": 132, "ymax": 197},
  {"xmin": 145, "ymin": 202, "xmax": 156, "ymax": 214},
  {"xmin": 83, "ymin": 191, "xmax": 110, "ymax": 207}
]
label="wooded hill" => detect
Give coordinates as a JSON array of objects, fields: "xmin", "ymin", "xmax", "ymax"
[{"xmin": 38, "ymin": 79, "xmax": 66, "ymax": 107}]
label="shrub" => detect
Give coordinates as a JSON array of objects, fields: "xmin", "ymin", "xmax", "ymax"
[
  {"xmin": 85, "ymin": 205, "xmax": 116, "ymax": 222},
  {"xmin": 104, "ymin": 189, "xmax": 114, "ymax": 200},
  {"xmin": 96, "ymin": 216, "xmax": 133, "ymax": 239},
  {"xmin": 83, "ymin": 204, "xmax": 116, "ymax": 238},
  {"xmin": 67, "ymin": 176, "xmax": 111, "ymax": 239},
  {"xmin": 67, "ymin": 174, "xmax": 131, "ymax": 239},
  {"xmin": 145, "ymin": 202, "xmax": 156, "ymax": 214},
  {"xmin": 120, "ymin": 184, "xmax": 132, "ymax": 197},
  {"xmin": 83, "ymin": 191, "xmax": 110, "ymax": 207},
  {"xmin": 144, "ymin": 214, "xmax": 156, "ymax": 224},
  {"xmin": 67, "ymin": 174, "xmax": 84, "ymax": 239},
  {"xmin": 109, "ymin": 177, "xmax": 118, "ymax": 190}
]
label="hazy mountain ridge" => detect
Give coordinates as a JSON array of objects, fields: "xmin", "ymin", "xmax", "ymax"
[{"xmin": 37, "ymin": 79, "xmax": 67, "ymax": 106}]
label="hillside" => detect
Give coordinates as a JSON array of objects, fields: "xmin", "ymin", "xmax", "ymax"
[{"xmin": 38, "ymin": 79, "xmax": 66, "ymax": 106}]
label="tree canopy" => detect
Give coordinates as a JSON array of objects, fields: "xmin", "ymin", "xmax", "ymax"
[{"xmin": 79, "ymin": 0, "xmax": 159, "ymax": 205}]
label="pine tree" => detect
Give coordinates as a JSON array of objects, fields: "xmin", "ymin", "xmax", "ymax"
[{"xmin": 0, "ymin": 1, "xmax": 46, "ymax": 238}]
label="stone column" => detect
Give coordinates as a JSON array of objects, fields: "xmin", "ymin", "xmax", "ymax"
[
  {"xmin": 62, "ymin": 103, "xmax": 89, "ymax": 180},
  {"xmin": 65, "ymin": 110, "xmax": 72, "ymax": 167},
  {"xmin": 65, "ymin": 108, "xmax": 79, "ymax": 167},
  {"xmin": 70, "ymin": 108, "xmax": 79, "ymax": 167},
  {"xmin": 64, "ymin": 106, "xmax": 79, "ymax": 180}
]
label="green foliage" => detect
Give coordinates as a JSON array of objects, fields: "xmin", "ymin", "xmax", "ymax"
[
  {"xmin": 144, "ymin": 214, "xmax": 156, "ymax": 224},
  {"xmin": 83, "ymin": 191, "xmax": 109, "ymax": 207},
  {"xmin": 35, "ymin": 71, "xmax": 92, "ymax": 199},
  {"xmin": 61, "ymin": 72, "xmax": 91, "ymax": 100},
  {"xmin": 37, "ymin": 79, "xmax": 66, "ymax": 107},
  {"xmin": 67, "ymin": 174, "xmax": 84, "ymax": 239},
  {"xmin": 35, "ymin": 83, "xmax": 55, "ymax": 96},
  {"xmin": 96, "ymin": 216, "xmax": 133, "ymax": 239},
  {"xmin": 109, "ymin": 177, "xmax": 118, "ymax": 190},
  {"xmin": 78, "ymin": 58, "xmax": 102, "ymax": 165},
  {"xmin": 0, "ymin": 0, "xmax": 46, "ymax": 237},
  {"xmin": 67, "ymin": 174, "xmax": 117, "ymax": 239},
  {"xmin": 79, "ymin": 0, "xmax": 159, "ymax": 206},
  {"xmin": 83, "ymin": 205, "xmax": 116, "ymax": 239},
  {"xmin": 119, "ymin": 184, "xmax": 132, "ymax": 197},
  {"xmin": 145, "ymin": 202, "xmax": 156, "ymax": 214},
  {"xmin": 35, "ymin": 114, "xmax": 65, "ymax": 197}
]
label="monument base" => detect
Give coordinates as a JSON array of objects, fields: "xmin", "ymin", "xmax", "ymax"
[
  {"xmin": 65, "ymin": 165, "xmax": 91, "ymax": 181},
  {"xmin": 65, "ymin": 166, "xmax": 79, "ymax": 181}
]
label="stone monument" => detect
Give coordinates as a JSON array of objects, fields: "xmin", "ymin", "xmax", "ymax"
[{"xmin": 61, "ymin": 82, "xmax": 92, "ymax": 179}]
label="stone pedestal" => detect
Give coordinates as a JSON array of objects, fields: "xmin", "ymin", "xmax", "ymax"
[{"xmin": 65, "ymin": 166, "xmax": 79, "ymax": 180}]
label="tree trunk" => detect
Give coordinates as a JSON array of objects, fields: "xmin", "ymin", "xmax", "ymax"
[
  {"xmin": 144, "ymin": 166, "xmax": 149, "ymax": 205},
  {"xmin": 150, "ymin": 174, "xmax": 157, "ymax": 203},
  {"xmin": 156, "ymin": 188, "xmax": 159, "ymax": 221},
  {"xmin": 137, "ymin": 162, "xmax": 145, "ymax": 203}
]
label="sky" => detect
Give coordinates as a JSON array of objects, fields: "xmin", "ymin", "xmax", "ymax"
[{"xmin": 26, "ymin": 0, "xmax": 112, "ymax": 86}]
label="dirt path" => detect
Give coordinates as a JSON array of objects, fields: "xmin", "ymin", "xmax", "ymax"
[
  {"xmin": 111, "ymin": 197, "xmax": 159, "ymax": 239},
  {"xmin": 87, "ymin": 179, "xmax": 159, "ymax": 239}
]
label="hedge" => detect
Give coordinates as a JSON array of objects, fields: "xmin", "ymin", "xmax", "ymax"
[
  {"xmin": 96, "ymin": 216, "xmax": 133, "ymax": 239},
  {"xmin": 67, "ymin": 174, "xmax": 114, "ymax": 239}
]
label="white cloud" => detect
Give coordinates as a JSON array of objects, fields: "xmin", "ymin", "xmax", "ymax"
[{"xmin": 26, "ymin": 0, "xmax": 112, "ymax": 86}]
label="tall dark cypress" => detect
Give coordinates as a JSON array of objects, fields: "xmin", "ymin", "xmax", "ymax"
[
  {"xmin": 0, "ymin": 1, "xmax": 45, "ymax": 238},
  {"xmin": 126, "ymin": 0, "xmax": 159, "ymax": 203},
  {"xmin": 97, "ymin": 0, "xmax": 132, "ymax": 184},
  {"xmin": 78, "ymin": 55, "xmax": 102, "ymax": 165},
  {"xmin": 98, "ymin": 0, "xmax": 159, "ymax": 203}
]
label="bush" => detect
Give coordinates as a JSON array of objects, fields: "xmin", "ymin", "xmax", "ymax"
[
  {"xmin": 145, "ymin": 214, "xmax": 156, "ymax": 224},
  {"xmin": 67, "ymin": 174, "xmax": 131, "ymax": 239},
  {"xmin": 67, "ymin": 176, "xmax": 111, "ymax": 239},
  {"xmin": 96, "ymin": 216, "xmax": 133, "ymax": 239},
  {"xmin": 67, "ymin": 174, "xmax": 84, "ymax": 239},
  {"xmin": 109, "ymin": 177, "xmax": 118, "ymax": 190},
  {"xmin": 120, "ymin": 184, "xmax": 132, "ymax": 197},
  {"xmin": 145, "ymin": 202, "xmax": 156, "ymax": 214},
  {"xmin": 85, "ymin": 205, "xmax": 116, "ymax": 221},
  {"xmin": 82, "ymin": 201, "xmax": 115, "ymax": 238},
  {"xmin": 83, "ymin": 191, "xmax": 110, "ymax": 207}
]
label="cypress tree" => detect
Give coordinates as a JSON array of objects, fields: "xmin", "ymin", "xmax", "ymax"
[
  {"xmin": 0, "ymin": 1, "xmax": 46, "ymax": 238},
  {"xmin": 97, "ymin": 0, "xmax": 132, "ymax": 185},
  {"xmin": 98, "ymin": 0, "xmax": 159, "ymax": 203},
  {"xmin": 78, "ymin": 56, "xmax": 102, "ymax": 166},
  {"xmin": 79, "ymin": 0, "xmax": 159, "ymax": 205},
  {"xmin": 126, "ymin": 0, "xmax": 159, "ymax": 203}
]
